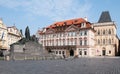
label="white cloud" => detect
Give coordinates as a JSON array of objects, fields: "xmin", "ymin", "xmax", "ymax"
[
  {"xmin": 0, "ymin": 0, "xmax": 92, "ymax": 21},
  {"xmin": 0, "ymin": 0, "xmax": 29, "ymax": 8}
]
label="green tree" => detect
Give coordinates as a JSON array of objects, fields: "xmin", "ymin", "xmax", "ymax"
[{"xmin": 25, "ymin": 26, "xmax": 30, "ymax": 40}]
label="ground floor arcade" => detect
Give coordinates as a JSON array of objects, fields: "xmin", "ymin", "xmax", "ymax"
[{"xmin": 45, "ymin": 46, "xmax": 95, "ymax": 57}]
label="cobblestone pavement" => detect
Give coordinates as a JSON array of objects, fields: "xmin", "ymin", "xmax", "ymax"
[{"xmin": 0, "ymin": 57, "xmax": 120, "ymax": 74}]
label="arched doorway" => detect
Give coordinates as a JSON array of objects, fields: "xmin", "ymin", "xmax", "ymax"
[
  {"xmin": 102, "ymin": 47, "xmax": 106, "ymax": 56},
  {"xmin": 102, "ymin": 50, "xmax": 106, "ymax": 56},
  {"xmin": 69, "ymin": 49, "xmax": 74, "ymax": 56}
]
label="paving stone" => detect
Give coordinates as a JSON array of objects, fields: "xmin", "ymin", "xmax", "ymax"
[{"xmin": 0, "ymin": 58, "xmax": 120, "ymax": 74}]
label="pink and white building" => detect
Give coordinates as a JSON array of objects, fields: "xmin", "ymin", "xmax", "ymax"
[{"xmin": 38, "ymin": 18, "xmax": 95, "ymax": 57}]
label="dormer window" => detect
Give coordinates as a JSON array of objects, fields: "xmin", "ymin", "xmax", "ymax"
[{"xmin": 81, "ymin": 22, "xmax": 86, "ymax": 28}]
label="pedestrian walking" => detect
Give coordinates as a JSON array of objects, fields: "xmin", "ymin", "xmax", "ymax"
[{"xmin": 63, "ymin": 54, "xmax": 65, "ymax": 59}]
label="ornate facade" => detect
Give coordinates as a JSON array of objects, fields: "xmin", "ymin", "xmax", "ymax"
[
  {"xmin": 7, "ymin": 26, "xmax": 22, "ymax": 48},
  {"xmin": 0, "ymin": 19, "xmax": 22, "ymax": 52},
  {"xmin": 39, "ymin": 18, "xmax": 95, "ymax": 57},
  {"xmin": 0, "ymin": 19, "xmax": 8, "ymax": 50},
  {"xmin": 38, "ymin": 11, "xmax": 119, "ymax": 57},
  {"xmin": 93, "ymin": 11, "xmax": 119, "ymax": 56}
]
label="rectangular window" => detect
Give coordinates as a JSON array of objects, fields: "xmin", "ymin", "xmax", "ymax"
[
  {"xmin": 62, "ymin": 51, "xmax": 64, "ymax": 54},
  {"xmin": 56, "ymin": 51, "xmax": 58, "ymax": 54},
  {"xmin": 80, "ymin": 40, "xmax": 82, "ymax": 45},
  {"xmin": 109, "ymin": 50, "xmax": 111, "ymax": 54},
  {"xmin": 80, "ymin": 31, "xmax": 82, "ymax": 36},
  {"xmin": 59, "ymin": 51, "xmax": 61, "ymax": 54},
  {"xmin": 79, "ymin": 51, "xmax": 82, "ymax": 55},
  {"xmin": 84, "ymin": 51, "xmax": 87, "ymax": 55},
  {"xmin": 84, "ymin": 31, "xmax": 87, "ymax": 35},
  {"xmin": 81, "ymin": 23, "xmax": 84, "ymax": 28},
  {"xmin": 84, "ymin": 40, "xmax": 87, "ymax": 45},
  {"xmin": 73, "ymin": 32, "xmax": 75, "ymax": 36},
  {"xmin": 69, "ymin": 32, "xmax": 74, "ymax": 36}
]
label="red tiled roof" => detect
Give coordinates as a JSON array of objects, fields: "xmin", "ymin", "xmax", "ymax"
[
  {"xmin": 39, "ymin": 18, "xmax": 93, "ymax": 34},
  {"xmin": 47, "ymin": 18, "xmax": 87, "ymax": 28}
]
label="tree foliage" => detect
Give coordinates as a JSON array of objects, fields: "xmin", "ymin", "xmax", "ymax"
[
  {"xmin": 25, "ymin": 26, "xmax": 30, "ymax": 40},
  {"xmin": 11, "ymin": 26, "xmax": 39, "ymax": 45}
]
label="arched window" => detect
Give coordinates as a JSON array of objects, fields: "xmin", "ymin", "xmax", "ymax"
[
  {"xmin": 84, "ymin": 40, "xmax": 87, "ymax": 45},
  {"xmin": 109, "ymin": 29, "xmax": 111, "ymax": 34},
  {"xmin": 109, "ymin": 39, "xmax": 111, "ymax": 44},
  {"xmin": 80, "ymin": 40, "xmax": 82, "ymax": 46},
  {"xmin": 98, "ymin": 39, "xmax": 100, "ymax": 44},
  {"xmin": 103, "ymin": 30, "xmax": 105, "ymax": 35},
  {"xmin": 98, "ymin": 30, "xmax": 100, "ymax": 35},
  {"xmin": 103, "ymin": 39, "xmax": 105, "ymax": 44}
]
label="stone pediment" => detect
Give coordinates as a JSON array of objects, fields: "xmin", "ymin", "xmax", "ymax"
[
  {"xmin": 45, "ymin": 28, "xmax": 55, "ymax": 34},
  {"xmin": 65, "ymin": 25, "xmax": 78, "ymax": 32}
]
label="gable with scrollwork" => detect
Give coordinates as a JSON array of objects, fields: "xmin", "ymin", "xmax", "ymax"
[
  {"xmin": 65, "ymin": 25, "xmax": 79, "ymax": 32},
  {"xmin": 45, "ymin": 28, "xmax": 55, "ymax": 34}
]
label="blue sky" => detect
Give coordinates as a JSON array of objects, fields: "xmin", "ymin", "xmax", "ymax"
[{"xmin": 0, "ymin": 0, "xmax": 120, "ymax": 38}]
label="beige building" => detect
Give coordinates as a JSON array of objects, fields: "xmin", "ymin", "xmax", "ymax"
[
  {"xmin": 0, "ymin": 19, "xmax": 22, "ymax": 56},
  {"xmin": 93, "ymin": 11, "xmax": 119, "ymax": 56},
  {"xmin": 7, "ymin": 26, "xmax": 22, "ymax": 48},
  {"xmin": 0, "ymin": 19, "xmax": 9, "ymax": 50}
]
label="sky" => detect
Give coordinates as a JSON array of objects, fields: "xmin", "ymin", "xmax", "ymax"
[{"xmin": 0, "ymin": 0, "xmax": 120, "ymax": 38}]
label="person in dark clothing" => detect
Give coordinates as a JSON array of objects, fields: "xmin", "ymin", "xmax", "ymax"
[{"xmin": 63, "ymin": 54, "xmax": 66, "ymax": 59}]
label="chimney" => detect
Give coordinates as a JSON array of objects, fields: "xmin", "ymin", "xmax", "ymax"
[{"xmin": 84, "ymin": 17, "xmax": 88, "ymax": 21}]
